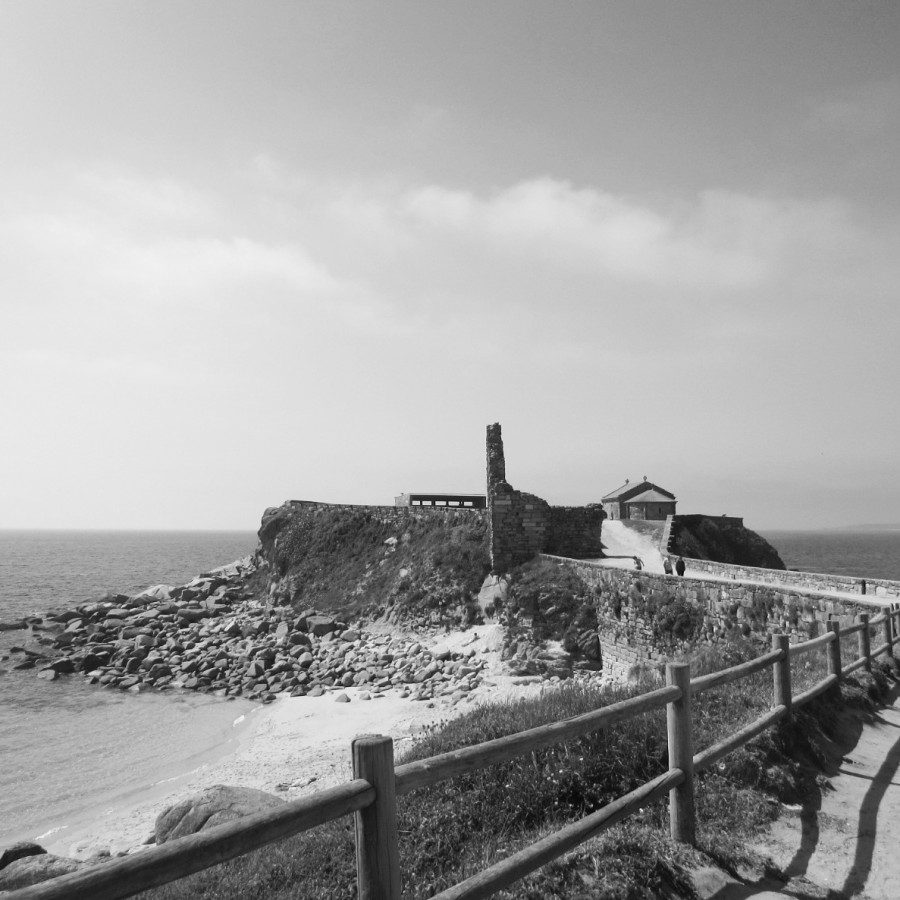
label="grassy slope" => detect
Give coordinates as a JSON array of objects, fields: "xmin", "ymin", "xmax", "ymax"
[
  {"xmin": 254, "ymin": 505, "xmax": 491, "ymax": 624},
  {"xmin": 137, "ymin": 641, "xmax": 894, "ymax": 900}
]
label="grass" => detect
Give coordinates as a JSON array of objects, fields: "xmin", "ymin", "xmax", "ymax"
[
  {"xmin": 255, "ymin": 505, "xmax": 491, "ymax": 623},
  {"xmin": 135, "ymin": 636, "xmax": 896, "ymax": 900}
]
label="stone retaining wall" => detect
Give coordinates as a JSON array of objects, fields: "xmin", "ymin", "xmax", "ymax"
[{"xmin": 545, "ymin": 555, "xmax": 894, "ymax": 682}]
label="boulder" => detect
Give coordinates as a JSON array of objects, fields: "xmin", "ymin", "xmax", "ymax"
[
  {"xmin": 176, "ymin": 607, "xmax": 211, "ymax": 624},
  {"xmin": 49, "ymin": 658, "xmax": 76, "ymax": 674},
  {"xmin": 0, "ymin": 853, "xmax": 84, "ymax": 890},
  {"xmin": 0, "ymin": 842, "xmax": 46, "ymax": 871},
  {"xmin": 306, "ymin": 615, "xmax": 337, "ymax": 637},
  {"xmin": 155, "ymin": 785, "xmax": 286, "ymax": 845}
]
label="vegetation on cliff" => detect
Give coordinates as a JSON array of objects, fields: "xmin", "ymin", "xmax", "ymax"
[
  {"xmin": 253, "ymin": 503, "xmax": 491, "ymax": 625},
  {"xmin": 670, "ymin": 515, "xmax": 786, "ymax": 570},
  {"xmin": 503, "ymin": 558, "xmax": 598, "ymax": 641}
]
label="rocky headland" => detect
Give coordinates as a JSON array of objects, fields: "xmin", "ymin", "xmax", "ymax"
[
  {"xmin": 0, "ymin": 499, "xmax": 782, "ymax": 893},
  {"xmin": 1, "ymin": 501, "xmax": 604, "ymax": 702}
]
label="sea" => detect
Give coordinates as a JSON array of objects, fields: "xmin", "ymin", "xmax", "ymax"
[
  {"xmin": 1, "ymin": 527, "xmax": 899, "ymax": 854},
  {"xmin": 0, "ymin": 530, "xmax": 258, "ymax": 851},
  {"xmin": 759, "ymin": 529, "xmax": 900, "ymax": 582}
]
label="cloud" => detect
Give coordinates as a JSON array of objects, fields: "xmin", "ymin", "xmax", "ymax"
[
  {"xmin": 4, "ymin": 170, "xmax": 340, "ymax": 306},
  {"xmin": 4, "ymin": 163, "xmax": 899, "ymax": 379},
  {"xmin": 399, "ymin": 179, "xmax": 764, "ymax": 288},
  {"xmin": 74, "ymin": 170, "xmax": 213, "ymax": 224},
  {"xmin": 398, "ymin": 179, "xmax": 870, "ymax": 294}
]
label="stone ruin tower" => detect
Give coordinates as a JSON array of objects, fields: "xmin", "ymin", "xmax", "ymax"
[{"xmin": 485, "ymin": 423, "xmax": 604, "ymax": 573}]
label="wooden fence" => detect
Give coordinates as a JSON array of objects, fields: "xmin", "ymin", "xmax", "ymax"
[{"xmin": 10, "ymin": 604, "xmax": 900, "ymax": 900}]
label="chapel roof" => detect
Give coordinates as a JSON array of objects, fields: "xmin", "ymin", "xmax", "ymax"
[
  {"xmin": 624, "ymin": 488, "xmax": 676, "ymax": 504},
  {"xmin": 602, "ymin": 478, "xmax": 676, "ymax": 502}
]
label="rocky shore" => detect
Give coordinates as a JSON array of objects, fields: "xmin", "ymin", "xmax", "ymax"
[
  {"xmin": 0, "ymin": 549, "xmax": 606, "ymax": 892},
  {"xmin": 2, "ymin": 558, "xmax": 493, "ymax": 705}
]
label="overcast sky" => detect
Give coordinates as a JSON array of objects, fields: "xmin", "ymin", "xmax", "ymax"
[{"xmin": 1, "ymin": 1, "xmax": 898, "ymax": 531}]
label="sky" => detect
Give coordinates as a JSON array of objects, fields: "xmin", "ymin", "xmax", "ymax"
[{"xmin": 1, "ymin": 1, "xmax": 898, "ymax": 531}]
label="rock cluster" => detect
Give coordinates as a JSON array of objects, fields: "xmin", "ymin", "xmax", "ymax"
[
  {"xmin": 0, "ymin": 844, "xmax": 84, "ymax": 892},
  {"xmin": 7, "ymin": 563, "xmax": 488, "ymax": 703},
  {"xmin": 501, "ymin": 628, "xmax": 602, "ymax": 679}
]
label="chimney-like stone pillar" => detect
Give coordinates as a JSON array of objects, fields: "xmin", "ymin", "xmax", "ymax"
[{"xmin": 486, "ymin": 422, "xmax": 507, "ymax": 494}]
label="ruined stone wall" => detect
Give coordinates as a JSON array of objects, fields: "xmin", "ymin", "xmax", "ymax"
[
  {"xmin": 279, "ymin": 500, "xmax": 483, "ymax": 523},
  {"xmin": 545, "ymin": 506, "xmax": 605, "ymax": 558},
  {"xmin": 486, "ymin": 424, "xmax": 604, "ymax": 573},
  {"xmin": 545, "ymin": 555, "xmax": 892, "ymax": 681},
  {"xmin": 490, "ymin": 489, "xmax": 552, "ymax": 573}
]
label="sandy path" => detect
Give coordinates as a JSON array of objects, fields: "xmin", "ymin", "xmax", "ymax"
[
  {"xmin": 757, "ymin": 686, "xmax": 900, "ymax": 899},
  {"xmin": 700, "ymin": 683, "xmax": 900, "ymax": 899}
]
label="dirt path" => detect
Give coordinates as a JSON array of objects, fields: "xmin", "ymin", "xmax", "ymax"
[{"xmin": 701, "ymin": 682, "xmax": 900, "ymax": 899}]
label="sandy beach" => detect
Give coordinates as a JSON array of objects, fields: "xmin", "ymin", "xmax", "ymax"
[{"xmin": 47, "ymin": 624, "xmax": 547, "ymax": 861}]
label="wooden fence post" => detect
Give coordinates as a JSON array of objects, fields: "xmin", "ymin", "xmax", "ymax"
[
  {"xmin": 883, "ymin": 609, "xmax": 894, "ymax": 663},
  {"xmin": 772, "ymin": 634, "xmax": 792, "ymax": 720},
  {"xmin": 827, "ymin": 621, "xmax": 842, "ymax": 683},
  {"xmin": 858, "ymin": 613, "xmax": 871, "ymax": 672},
  {"xmin": 353, "ymin": 735, "xmax": 400, "ymax": 900},
  {"xmin": 666, "ymin": 662, "xmax": 695, "ymax": 845}
]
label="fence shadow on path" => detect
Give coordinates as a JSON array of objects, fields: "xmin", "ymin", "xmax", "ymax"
[
  {"xmin": 709, "ymin": 685, "xmax": 900, "ymax": 900},
  {"xmin": 779, "ymin": 699, "xmax": 865, "ymax": 883},
  {"xmin": 840, "ymin": 693, "xmax": 900, "ymax": 898},
  {"xmin": 775, "ymin": 680, "xmax": 900, "ymax": 900}
]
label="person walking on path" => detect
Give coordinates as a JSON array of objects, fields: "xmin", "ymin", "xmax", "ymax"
[
  {"xmin": 663, "ymin": 556, "xmax": 673, "ymax": 575},
  {"xmin": 675, "ymin": 557, "xmax": 686, "ymax": 577}
]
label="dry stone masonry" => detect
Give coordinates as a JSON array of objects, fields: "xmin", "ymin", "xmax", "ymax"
[
  {"xmin": 486, "ymin": 423, "xmax": 605, "ymax": 572},
  {"xmin": 548, "ymin": 555, "xmax": 900, "ymax": 681}
]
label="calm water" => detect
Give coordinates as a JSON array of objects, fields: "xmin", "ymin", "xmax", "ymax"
[
  {"xmin": 759, "ymin": 530, "xmax": 900, "ymax": 582},
  {"xmin": 0, "ymin": 530, "xmax": 258, "ymax": 850}
]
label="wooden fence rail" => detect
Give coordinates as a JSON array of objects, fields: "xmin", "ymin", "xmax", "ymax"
[{"xmin": 9, "ymin": 604, "xmax": 900, "ymax": 900}]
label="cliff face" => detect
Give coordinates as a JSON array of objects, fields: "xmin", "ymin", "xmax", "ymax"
[
  {"xmin": 254, "ymin": 502, "xmax": 491, "ymax": 625},
  {"xmin": 669, "ymin": 515, "xmax": 786, "ymax": 570}
]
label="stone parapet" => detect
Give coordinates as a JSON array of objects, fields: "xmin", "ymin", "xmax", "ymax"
[
  {"xmin": 543, "ymin": 554, "xmax": 895, "ymax": 680},
  {"xmin": 683, "ymin": 557, "xmax": 900, "ymax": 600}
]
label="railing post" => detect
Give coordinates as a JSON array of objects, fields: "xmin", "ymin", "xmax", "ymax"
[
  {"xmin": 827, "ymin": 621, "xmax": 842, "ymax": 683},
  {"xmin": 666, "ymin": 662, "xmax": 695, "ymax": 845},
  {"xmin": 353, "ymin": 735, "xmax": 400, "ymax": 900},
  {"xmin": 772, "ymin": 634, "xmax": 792, "ymax": 721},
  {"xmin": 884, "ymin": 608, "xmax": 894, "ymax": 664},
  {"xmin": 858, "ymin": 613, "xmax": 871, "ymax": 672}
]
